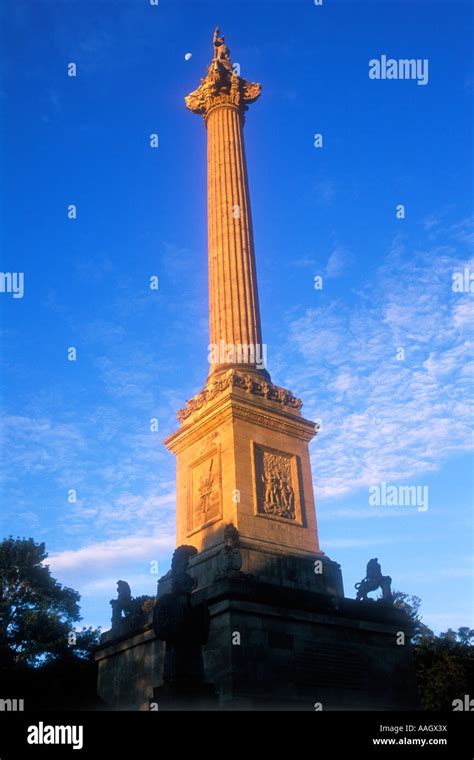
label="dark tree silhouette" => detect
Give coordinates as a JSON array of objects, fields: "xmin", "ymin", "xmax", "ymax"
[
  {"xmin": 393, "ymin": 589, "xmax": 474, "ymax": 710},
  {"xmin": 0, "ymin": 536, "xmax": 99, "ymax": 668}
]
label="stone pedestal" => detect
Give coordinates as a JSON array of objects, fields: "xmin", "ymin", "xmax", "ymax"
[
  {"xmin": 166, "ymin": 371, "xmax": 326, "ymax": 560},
  {"xmin": 96, "ymin": 622, "xmax": 164, "ymax": 710},
  {"xmin": 150, "ymin": 681, "xmax": 218, "ymax": 711},
  {"xmin": 195, "ymin": 576, "xmax": 419, "ymax": 710},
  {"xmin": 96, "ymin": 568, "xmax": 419, "ymax": 710}
]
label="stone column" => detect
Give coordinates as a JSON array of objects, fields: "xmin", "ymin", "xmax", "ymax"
[
  {"xmin": 186, "ymin": 30, "xmax": 268, "ymax": 379},
  {"xmin": 169, "ymin": 28, "xmax": 324, "ymax": 560}
]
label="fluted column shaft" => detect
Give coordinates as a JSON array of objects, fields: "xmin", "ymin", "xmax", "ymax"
[{"xmin": 206, "ymin": 104, "xmax": 263, "ymax": 375}]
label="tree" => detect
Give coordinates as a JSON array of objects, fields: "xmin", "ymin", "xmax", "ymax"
[
  {"xmin": 0, "ymin": 536, "xmax": 100, "ymax": 668},
  {"xmin": 414, "ymin": 626, "xmax": 474, "ymax": 710},
  {"xmin": 392, "ymin": 589, "xmax": 434, "ymax": 642},
  {"xmin": 392, "ymin": 589, "xmax": 474, "ymax": 710}
]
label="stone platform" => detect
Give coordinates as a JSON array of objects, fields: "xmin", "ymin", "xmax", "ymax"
[
  {"xmin": 195, "ymin": 576, "xmax": 419, "ymax": 710},
  {"xmin": 96, "ymin": 549, "xmax": 419, "ymax": 711}
]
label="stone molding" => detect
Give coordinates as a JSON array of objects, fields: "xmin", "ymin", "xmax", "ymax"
[
  {"xmin": 177, "ymin": 368, "xmax": 303, "ymax": 423},
  {"xmin": 165, "ymin": 392, "xmax": 316, "ymax": 455}
]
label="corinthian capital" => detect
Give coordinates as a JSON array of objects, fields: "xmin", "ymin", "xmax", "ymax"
[{"xmin": 185, "ymin": 29, "xmax": 261, "ymax": 121}]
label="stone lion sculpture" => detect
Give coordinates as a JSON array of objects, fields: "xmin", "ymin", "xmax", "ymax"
[{"xmin": 355, "ymin": 558, "xmax": 393, "ymax": 604}]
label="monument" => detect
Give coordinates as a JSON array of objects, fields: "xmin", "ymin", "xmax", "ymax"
[
  {"xmin": 169, "ymin": 23, "xmax": 341, "ymax": 597},
  {"xmin": 95, "ymin": 29, "xmax": 419, "ymax": 710}
]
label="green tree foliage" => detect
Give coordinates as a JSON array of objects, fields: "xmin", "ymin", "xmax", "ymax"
[
  {"xmin": 392, "ymin": 589, "xmax": 434, "ymax": 641},
  {"xmin": 0, "ymin": 536, "xmax": 100, "ymax": 668},
  {"xmin": 415, "ymin": 626, "xmax": 474, "ymax": 710},
  {"xmin": 393, "ymin": 589, "xmax": 474, "ymax": 710}
]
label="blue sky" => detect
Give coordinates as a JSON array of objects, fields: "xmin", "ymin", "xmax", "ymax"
[{"xmin": 0, "ymin": 0, "xmax": 472, "ymax": 634}]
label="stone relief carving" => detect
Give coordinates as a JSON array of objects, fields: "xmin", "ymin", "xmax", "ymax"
[
  {"xmin": 260, "ymin": 451, "xmax": 296, "ymax": 520},
  {"xmin": 214, "ymin": 524, "xmax": 243, "ymax": 580},
  {"xmin": 197, "ymin": 459, "xmax": 214, "ymax": 520},
  {"xmin": 177, "ymin": 369, "xmax": 303, "ymax": 422},
  {"xmin": 191, "ymin": 453, "xmax": 221, "ymax": 531}
]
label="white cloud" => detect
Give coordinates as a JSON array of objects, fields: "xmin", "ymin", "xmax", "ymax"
[
  {"xmin": 48, "ymin": 532, "xmax": 175, "ymax": 574},
  {"xmin": 284, "ymin": 233, "xmax": 474, "ymax": 499},
  {"xmin": 453, "ymin": 300, "xmax": 473, "ymax": 329},
  {"xmin": 326, "ymin": 245, "xmax": 351, "ymax": 278},
  {"xmin": 0, "ymin": 416, "xmax": 86, "ymax": 482}
]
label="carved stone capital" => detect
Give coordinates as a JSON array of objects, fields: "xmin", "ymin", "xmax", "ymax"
[
  {"xmin": 177, "ymin": 368, "xmax": 303, "ymax": 423},
  {"xmin": 185, "ymin": 59, "xmax": 261, "ymax": 121}
]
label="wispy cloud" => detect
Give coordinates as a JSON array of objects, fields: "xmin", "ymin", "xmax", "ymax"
[
  {"xmin": 48, "ymin": 532, "xmax": 175, "ymax": 573},
  {"xmin": 47, "ymin": 534, "xmax": 176, "ymax": 627},
  {"xmin": 280, "ymin": 225, "xmax": 474, "ymax": 499},
  {"xmin": 325, "ymin": 245, "xmax": 352, "ymax": 278},
  {"xmin": 0, "ymin": 415, "xmax": 86, "ymax": 482}
]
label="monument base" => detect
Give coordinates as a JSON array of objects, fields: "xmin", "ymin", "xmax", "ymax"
[
  {"xmin": 195, "ymin": 577, "xmax": 419, "ymax": 710},
  {"xmin": 96, "ymin": 569, "xmax": 419, "ymax": 710},
  {"xmin": 150, "ymin": 681, "xmax": 218, "ymax": 711}
]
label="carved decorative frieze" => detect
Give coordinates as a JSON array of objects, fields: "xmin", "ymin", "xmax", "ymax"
[{"xmin": 177, "ymin": 369, "xmax": 303, "ymax": 422}]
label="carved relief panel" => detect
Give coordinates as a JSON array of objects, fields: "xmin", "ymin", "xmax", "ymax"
[
  {"xmin": 188, "ymin": 447, "xmax": 222, "ymax": 535},
  {"xmin": 252, "ymin": 443, "xmax": 304, "ymax": 525}
]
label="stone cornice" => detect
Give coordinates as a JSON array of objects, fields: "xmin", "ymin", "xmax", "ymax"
[
  {"xmin": 164, "ymin": 391, "xmax": 317, "ymax": 454},
  {"xmin": 177, "ymin": 368, "xmax": 303, "ymax": 423},
  {"xmin": 233, "ymin": 403, "xmax": 316, "ymax": 441}
]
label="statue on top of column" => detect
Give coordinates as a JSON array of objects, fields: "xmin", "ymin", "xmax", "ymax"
[
  {"xmin": 185, "ymin": 28, "xmax": 261, "ymax": 120},
  {"xmin": 213, "ymin": 27, "xmax": 232, "ymax": 70}
]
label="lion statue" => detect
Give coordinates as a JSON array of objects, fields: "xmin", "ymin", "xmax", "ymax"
[{"xmin": 355, "ymin": 558, "xmax": 393, "ymax": 604}]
